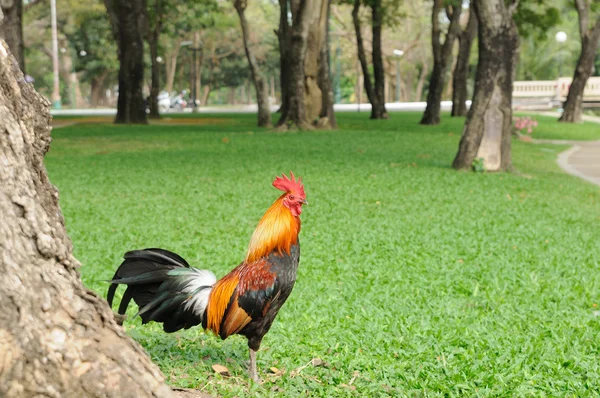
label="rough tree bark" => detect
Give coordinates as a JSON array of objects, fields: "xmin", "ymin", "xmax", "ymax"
[
  {"xmin": 275, "ymin": 0, "xmax": 290, "ymax": 114},
  {"xmin": 318, "ymin": 0, "xmax": 337, "ymax": 128},
  {"xmin": 234, "ymin": 0, "xmax": 272, "ymax": 127},
  {"xmin": 371, "ymin": 0, "xmax": 388, "ymax": 119},
  {"xmin": 0, "ymin": 39, "xmax": 173, "ymax": 398},
  {"xmin": 91, "ymin": 71, "xmax": 109, "ymax": 107},
  {"xmin": 420, "ymin": 0, "xmax": 462, "ymax": 125},
  {"xmin": 559, "ymin": 0, "xmax": 600, "ymax": 123},
  {"xmin": 148, "ymin": 0, "xmax": 163, "ymax": 119},
  {"xmin": 0, "ymin": 0, "xmax": 24, "ymax": 72},
  {"xmin": 451, "ymin": 3, "xmax": 477, "ymax": 117},
  {"xmin": 276, "ymin": 0, "xmax": 316, "ymax": 129},
  {"xmin": 104, "ymin": 0, "xmax": 148, "ymax": 124},
  {"xmin": 352, "ymin": 0, "xmax": 385, "ymax": 119},
  {"xmin": 165, "ymin": 40, "xmax": 181, "ymax": 94},
  {"xmin": 304, "ymin": 0, "xmax": 336, "ymax": 128},
  {"xmin": 452, "ymin": 0, "xmax": 519, "ymax": 172}
]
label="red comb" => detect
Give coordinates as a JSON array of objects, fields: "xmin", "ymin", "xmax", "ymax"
[{"xmin": 272, "ymin": 171, "xmax": 305, "ymax": 197}]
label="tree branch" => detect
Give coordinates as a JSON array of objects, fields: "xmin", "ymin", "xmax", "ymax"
[{"xmin": 574, "ymin": 0, "xmax": 589, "ymax": 39}]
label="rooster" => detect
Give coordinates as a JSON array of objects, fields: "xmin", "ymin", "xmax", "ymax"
[{"xmin": 106, "ymin": 172, "xmax": 307, "ymax": 381}]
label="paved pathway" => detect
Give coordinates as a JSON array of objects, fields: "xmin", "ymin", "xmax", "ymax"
[
  {"xmin": 531, "ymin": 112, "xmax": 600, "ymax": 187},
  {"xmin": 556, "ymin": 140, "xmax": 600, "ymax": 187}
]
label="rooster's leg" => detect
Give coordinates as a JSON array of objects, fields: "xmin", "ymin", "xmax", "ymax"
[{"xmin": 248, "ymin": 348, "xmax": 259, "ymax": 382}]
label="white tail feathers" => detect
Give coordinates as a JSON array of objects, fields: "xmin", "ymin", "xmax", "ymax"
[{"xmin": 183, "ymin": 269, "xmax": 217, "ymax": 321}]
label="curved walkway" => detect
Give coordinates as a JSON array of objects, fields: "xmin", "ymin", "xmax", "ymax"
[
  {"xmin": 531, "ymin": 112, "xmax": 600, "ymax": 188},
  {"xmin": 556, "ymin": 141, "xmax": 600, "ymax": 187}
]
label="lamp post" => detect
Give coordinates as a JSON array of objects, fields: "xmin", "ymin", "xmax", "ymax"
[
  {"xmin": 181, "ymin": 40, "xmax": 202, "ymax": 112},
  {"xmin": 393, "ymin": 49, "xmax": 404, "ymax": 102},
  {"xmin": 555, "ymin": 31, "xmax": 567, "ymax": 78},
  {"xmin": 554, "ymin": 31, "xmax": 567, "ymax": 108},
  {"xmin": 334, "ymin": 46, "xmax": 342, "ymax": 104},
  {"xmin": 50, "ymin": 0, "xmax": 61, "ymax": 109}
]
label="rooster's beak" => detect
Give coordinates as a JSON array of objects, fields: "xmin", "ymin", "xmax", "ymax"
[{"xmin": 301, "ymin": 199, "xmax": 308, "ymax": 205}]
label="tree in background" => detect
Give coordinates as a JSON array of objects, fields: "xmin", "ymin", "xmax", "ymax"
[
  {"xmin": 104, "ymin": 0, "xmax": 148, "ymax": 124},
  {"xmin": 559, "ymin": 0, "xmax": 600, "ymax": 123},
  {"xmin": 304, "ymin": 0, "xmax": 336, "ymax": 127},
  {"xmin": 0, "ymin": 0, "xmax": 25, "ymax": 72},
  {"xmin": 420, "ymin": 0, "xmax": 462, "ymax": 125},
  {"xmin": 147, "ymin": 0, "xmax": 164, "ymax": 119},
  {"xmin": 233, "ymin": 0, "xmax": 272, "ymax": 127},
  {"xmin": 451, "ymin": 2, "xmax": 477, "ymax": 117},
  {"xmin": 352, "ymin": 0, "xmax": 388, "ymax": 119},
  {"xmin": 452, "ymin": 0, "xmax": 519, "ymax": 172},
  {"xmin": 276, "ymin": 0, "xmax": 319, "ymax": 129}
]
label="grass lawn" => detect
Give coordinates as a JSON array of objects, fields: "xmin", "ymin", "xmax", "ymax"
[
  {"xmin": 46, "ymin": 112, "xmax": 600, "ymax": 397},
  {"xmin": 517, "ymin": 112, "xmax": 600, "ymax": 141}
]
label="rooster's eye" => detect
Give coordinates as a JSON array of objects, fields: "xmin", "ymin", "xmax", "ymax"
[{"xmin": 289, "ymin": 195, "xmax": 295, "ymax": 200}]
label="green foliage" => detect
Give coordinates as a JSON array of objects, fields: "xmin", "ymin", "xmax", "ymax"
[
  {"xmin": 46, "ymin": 113, "xmax": 600, "ymax": 396},
  {"xmin": 471, "ymin": 157, "xmax": 485, "ymax": 172},
  {"xmin": 513, "ymin": 0, "xmax": 561, "ymax": 40}
]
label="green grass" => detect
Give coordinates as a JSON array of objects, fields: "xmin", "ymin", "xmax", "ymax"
[
  {"xmin": 518, "ymin": 113, "xmax": 600, "ymax": 141},
  {"xmin": 46, "ymin": 112, "xmax": 600, "ymax": 397}
]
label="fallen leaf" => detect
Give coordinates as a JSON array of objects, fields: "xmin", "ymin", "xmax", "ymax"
[
  {"xmin": 212, "ymin": 364, "xmax": 230, "ymax": 377},
  {"xmin": 269, "ymin": 367, "xmax": 280, "ymax": 374}
]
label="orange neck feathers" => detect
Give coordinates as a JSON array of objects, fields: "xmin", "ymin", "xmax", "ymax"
[{"xmin": 245, "ymin": 194, "xmax": 301, "ymax": 263}]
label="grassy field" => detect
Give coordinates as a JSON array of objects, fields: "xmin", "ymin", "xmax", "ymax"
[{"xmin": 46, "ymin": 113, "xmax": 600, "ymax": 397}]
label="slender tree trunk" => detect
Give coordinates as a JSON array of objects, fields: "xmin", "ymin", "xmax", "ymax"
[
  {"xmin": 421, "ymin": 0, "xmax": 462, "ymax": 125},
  {"xmin": 452, "ymin": 3, "xmax": 477, "ymax": 117},
  {"xmin": 58, "ymin": 45, "xmax": 83, "ymax": 107},
  {"xmin": 165, "ymin": 41, "xmax": 181, "ymax": 94},
  {"xmin": 234, "ymin": 0, "xmax": 271, "ymax": 127},
  {"xmin": 148, "ymin": 0, "xmax": 163, "ymax": 119},
  {"xmin": 452, "ymin": 0, "xmax": 519, "ymax": 172},
  {"xmin": 303, "ymin": 0, "xmax": 335, "ymax": 128},
  {"xmin": 318, "ymin": 0, "xmax": 336, "ymax": 128},
  {"xmin": 415, "ymin": 62, "xmax": 428, "ymax": 101},
  {"xmin": 352, "ymin": 0, "xmax": 381, "ymax": 119},
  {"xmin": 0, "ymin": 0, "xmax": 24, "ymax": 72},
  {"xmin": 91, "ymin": 71, "xmax": 109, "ymax": 107},
  {"xmin": 276, "ymin": 0, "xmax": 316, "ymax": 129},
  {"xmin": 104, "ymin": 0, "xmax": 148, "ymax": 124},
  {"xmin": 276, "ymin": 0, "xmax": 290, "ymax": 115},
  {"xmin": 371, "ymin": 0, "xmax": 388, "ymax": 119},
  {"xmin": 201, "ymin": 84, "xmax": 211, "ymax": 106},
  {"xmin": 559, "ymin": 1, "xmax": 600, "ymax": 123},
  {"xmin": 0, "ymin": 39, "xmax": 174, "ymax": 398}
]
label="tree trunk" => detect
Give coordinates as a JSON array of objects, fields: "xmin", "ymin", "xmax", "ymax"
[
  {"xmin": 234, "ymin": 0, "xmax": 271, "ymax": 127},
  {"xmin": 452, "ymin": 0, "xmax": 519, "ymax": 172},
  {"xmin": 0, "ymin": 0, "xmax": 24, "ymax": 72},
  {"xmin": 104, "ymin": 0, "xmax": 148, "ymax": 124},
  {"xmin": 148, "ymin": 0, "xmax": 163, "ymax": 119},
  {"xmin": 201, "ymin": 84, "xmax": 211, "ymax": 106},
  {"xmin": 58, "ymin": 44, "xmax": 84, "ymax": 108},
  {"xmin": 415, "ymin": 62, "xmax": 428, "ymax": 101},
  {"xmin": 352, "ymin": 0, "xmax": 382, "ymax": 119},
  {"xmin": 318, "ymin": 0, "xmax": 336, "ymax": 128},
  {"xmin": 451, "ymin": 3, "xmax": 477, "ymax": 117},
  {"xmin": 276, "ymin": 0, "xmax": 316, "ymax": 129},
  {"xmin": 0, "ymin": 39, "xmax": 174, "ymax": 398},
  {"xmin": 303, "ymin": 0, "xmax": 335, "ymax": 128},
  {"xmin": 276, "ymin": 0, "xmax": 290, "ymax": 115},
  {"xmin": 91, "ymin": 71, "xmax": 109, "ymax": 107},
  {"xmin": 420, "ymin": 0, "xmax": 462, "ymax": 125},
  {"xmin": 371, "ymin": 0, "xmax": 388, "ymax": 119},
  {"xmin": 165, "ymin": 41, "xmax": 181, "ymax": 94},
  {"xmin": 559, "ymin": 2, "xmax": 600, "ymax": 123}
]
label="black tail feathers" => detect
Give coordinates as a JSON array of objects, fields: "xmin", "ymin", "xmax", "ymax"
[{"xmin": 107, "ymin": 248, "xmax": 215, "ymax": 333}]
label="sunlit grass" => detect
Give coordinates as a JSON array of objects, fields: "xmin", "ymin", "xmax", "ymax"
[{"xmin": 46, "ymin": 112, "xmax": 600, "ymax": 397}]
